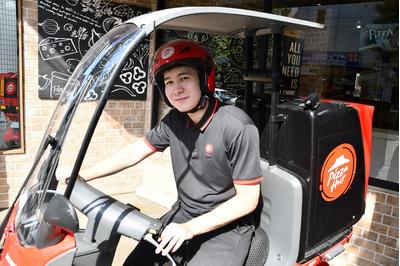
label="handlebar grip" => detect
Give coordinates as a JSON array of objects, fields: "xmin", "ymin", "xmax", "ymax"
[{"xmin": 143, "ymin": 233, "xmax": 177, "ymax": 266}]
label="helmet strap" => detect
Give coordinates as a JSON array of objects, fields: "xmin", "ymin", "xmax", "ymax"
[
  {"xmin": 187, "ymin": 94, "xmax": 209, "ymax": 113},
  {"xmin": 186, "ymin": 69, "xmax": 209, "ymax": 113}
]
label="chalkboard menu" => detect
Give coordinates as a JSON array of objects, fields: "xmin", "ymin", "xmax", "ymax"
[{"xmin": 38, "ymin": 0, "xmax": 150, "ymax": 100}]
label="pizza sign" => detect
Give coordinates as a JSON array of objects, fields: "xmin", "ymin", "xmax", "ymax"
[
  {"xmin": 320, "ymin": 144, "xmax": 357, "ymax": 202},
  {"xmin": 5, "ymin": 81, "xmax": 17, "ymax": 95}
]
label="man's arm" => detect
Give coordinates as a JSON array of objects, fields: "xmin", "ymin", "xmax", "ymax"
[
  {"xmin": 186, "ymin": 182, "xmax": 260, "ymax": 234},
  {"xmin": 57, "ymin": 137, "xmax": 156, "ymax": 184},
  {"xmin": 156, "ymin": 182, "xmax": 260, "ymax": 255}
]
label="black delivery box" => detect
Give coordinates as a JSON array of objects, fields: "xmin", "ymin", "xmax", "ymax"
[{"xmin": 259, "ymin": 98, "xmax": 365, "ymax": 262}]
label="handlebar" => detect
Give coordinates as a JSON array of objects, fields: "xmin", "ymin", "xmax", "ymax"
[
  {"xmin": 69, "ymin": 178, "xmax": 162, "ymax": 241},
  {"xmin": 143, "ymin": 233, "xmax": 177, "ymax": 266},
  {"xmin": 68, "ymin": 179, "xmax": 178, "ymax": 265}
]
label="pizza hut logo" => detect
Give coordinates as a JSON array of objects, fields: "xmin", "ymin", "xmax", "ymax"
[
  {"xmin": 320, "ymin": 143, "xmax": 357, "ymax": 202},
  {"xmin": 205, "ymin": 143, "xmax": 214, "ymax": 157},
  {"xmin": 5, "ymin": 82, "xmax": 16, "ymax": 95},
  {"xmin": 161, "ymin": 47, "xmax": 175, "ymax": 59}
]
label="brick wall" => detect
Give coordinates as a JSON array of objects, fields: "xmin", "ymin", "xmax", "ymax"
[
  {"xmin": 0, "ymin": 0, "xmax": 157, "ymax": 208},
  {"xmin": 331, "ymin": 187, "xmax": 399, "ymax": 266},
  {"xmin": 0, "ymin": 0, "xmax": 46, "ymax": 207}
]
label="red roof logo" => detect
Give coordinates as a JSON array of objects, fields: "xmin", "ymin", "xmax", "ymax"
[{"xmin": 161, "ymin": 47, "xmax": 175, "ymax": 59}]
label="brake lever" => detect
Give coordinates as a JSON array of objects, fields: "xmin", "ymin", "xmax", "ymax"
[{"xmin": 143, "ymin": 233, "xmax": 177, "ymax": 266}]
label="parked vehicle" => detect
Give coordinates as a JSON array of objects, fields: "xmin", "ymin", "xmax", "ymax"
[
  {"xmin": 214, "ymin": 88, "xmax": 239, "ymax": 105},
  {"xmin": 0, "ymin": 7, "xmax": 373, "ymax": 266}
]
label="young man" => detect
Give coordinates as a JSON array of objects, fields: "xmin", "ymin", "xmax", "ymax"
[{"xmin": 59, "ymin": 39, "xmax": 263, "ymax": 265}]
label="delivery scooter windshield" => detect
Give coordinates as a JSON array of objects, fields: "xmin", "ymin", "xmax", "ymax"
[{"xmin": 9, "ymin": 23, "xmax": 146, "ymax": 248}]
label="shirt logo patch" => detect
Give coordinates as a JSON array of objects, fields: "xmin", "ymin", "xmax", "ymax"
[{"xmin": 205, "ymin": 143, "xmax": 214, "ymax": 157}]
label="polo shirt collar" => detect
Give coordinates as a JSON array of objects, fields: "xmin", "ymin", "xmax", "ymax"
[{"xmin": 186, "ymin": 97, "xmax": 219, "ymax": 131}]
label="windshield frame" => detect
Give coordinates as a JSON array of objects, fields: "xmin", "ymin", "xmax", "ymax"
[{"xmin": 63, "ymin": 25, "xmax": 147, "ymax": 198}]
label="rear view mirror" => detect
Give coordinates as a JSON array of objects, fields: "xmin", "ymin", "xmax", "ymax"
[
  {"xmin": 43, "ymin": 194, "xmax": 79, "ymax": 233},
  {"xmin": 35, "ymin": 194, "xmax": 79, "ymax": 248}
]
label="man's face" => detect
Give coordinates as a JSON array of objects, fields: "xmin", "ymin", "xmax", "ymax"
[{"xmin": 163, "ymin": 65, "xmax": 201, "ymax": 112}]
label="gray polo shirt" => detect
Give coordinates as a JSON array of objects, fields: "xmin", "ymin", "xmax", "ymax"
[{"xmin": 144, "ymin": 98, "xmax": 263, "ymax": 216}]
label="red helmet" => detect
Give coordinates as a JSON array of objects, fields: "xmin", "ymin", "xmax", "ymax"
[{"xmin": 151, "ymin": 39, "xmax": 216, "ymax": 107}]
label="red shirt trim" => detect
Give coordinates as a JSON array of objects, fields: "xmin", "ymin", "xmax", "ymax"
[
  {"xmin": 142, "ymin": 136, "xmax": 158, "ymax": 152},
  {"xmin": 200, "ymin": 99, "xmax": 219, "ymax": 132},
  {"xmin": 233, "ymin": 176, "xmax": 264, "ymax": 185}
]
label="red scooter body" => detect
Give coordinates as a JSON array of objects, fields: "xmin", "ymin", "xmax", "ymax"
[{"xmin": 0, "ymin": 205, "xmax": 76, "ymax": 266}]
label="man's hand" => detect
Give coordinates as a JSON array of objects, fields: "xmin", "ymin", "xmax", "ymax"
[
  {"xmin": 155, "ymin": 223, "xmax": 194, "ymax": 256},
  {"xmin": 55, "ymin": 165, "xmax": 73, "ymax": 185}
]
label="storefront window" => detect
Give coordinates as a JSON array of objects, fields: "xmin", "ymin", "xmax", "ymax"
[
  {"xmin": 0, "ymin": 0, "xmax": 23, "ymax": 152},
  {"xmin": 273, "ymin": 0, "xmax": 399, "ymax": 187}
]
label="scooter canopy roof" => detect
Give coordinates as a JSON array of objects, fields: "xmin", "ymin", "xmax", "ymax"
[{"xmin": 128, "ymin": 6, "xmax": 324, "ymax": 37}]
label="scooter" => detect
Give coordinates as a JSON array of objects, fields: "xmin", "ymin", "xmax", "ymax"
[{"xmin": 0, "ymin": 7, "xmax": 374, "ymax": 266}]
